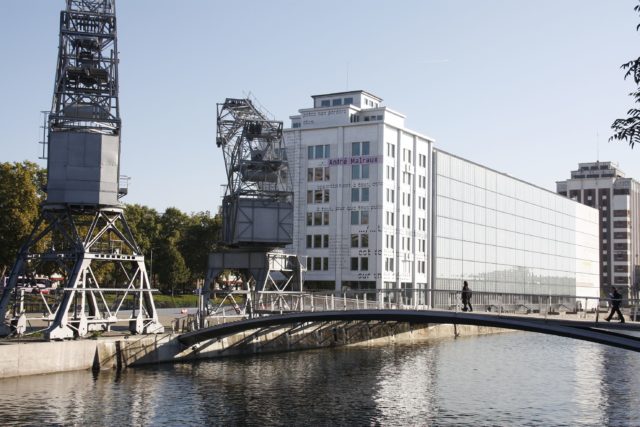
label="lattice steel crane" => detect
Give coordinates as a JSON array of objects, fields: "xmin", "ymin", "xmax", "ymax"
[
  {"xmin": 199, "ymin": 99, "xmax": 304, "ymax": 320},
  {"xmin": 0, "ymin": 0, "xmax": 163, "ymax": 339}
]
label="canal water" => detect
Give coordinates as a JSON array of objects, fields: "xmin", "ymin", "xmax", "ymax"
[{"xmin": 1, "ymin": 332, "xmax": 639, "ymax": 426}]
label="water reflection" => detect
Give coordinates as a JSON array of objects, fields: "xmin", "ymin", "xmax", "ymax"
[{"xmin": 0, "ymin": 333, "xmax": 638, "ymax": 426}]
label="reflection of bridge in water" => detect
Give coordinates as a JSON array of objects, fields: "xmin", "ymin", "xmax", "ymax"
[{"xmin": 183, "ymin": 290, "xmax": 640, "ymax": 352}]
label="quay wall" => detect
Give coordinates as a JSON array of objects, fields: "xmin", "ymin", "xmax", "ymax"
[{"xmin": 0, "ymin": 322, "xmax": 510, "ymax": 379}]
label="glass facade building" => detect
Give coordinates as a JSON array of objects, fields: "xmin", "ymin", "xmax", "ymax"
[{"xmin": 433, "ymin": 150, "xmax": 600, "ymax": 302}]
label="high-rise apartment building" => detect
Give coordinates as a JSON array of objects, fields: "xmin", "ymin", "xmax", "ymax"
[
  {"xmin": 557, "ymin": 161, "xmax": 640, "ymax": 299},
  {"xmin": 284, "ymin": 90, "xmax": 599, "ymax": 304}
]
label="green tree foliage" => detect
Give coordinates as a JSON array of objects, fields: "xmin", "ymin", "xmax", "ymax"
[
  {"xmin": 124, "ymin": 204, "xmax": 160, "ymax": 255},
  {"xmin": 153, "ymin": 208, "xmax": 192, "ymax": 292},
  {"xmin": 180, "ymin": 212, "xmax": 221, "ymax": 283},
  {"xmin": 611, "ymin": 3, "xmax": 640, "ymax": 147},
  {"xmin": 154, "ymin": 242, "xmax": 190, "ymax": 295},
  {"xmin": 0, "ymin": 162, "xmax": 45, "ymax": 273}
]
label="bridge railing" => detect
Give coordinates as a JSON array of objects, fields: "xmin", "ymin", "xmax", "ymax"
[{"xmin": 249, "ymin": 289, "xmax": 640, "ymax": 322}]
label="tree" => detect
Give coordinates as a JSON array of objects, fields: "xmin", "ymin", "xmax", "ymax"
[
  {"xmin": 124, "ymin": 204, "xmax": 160, "ymax": 256},
  {"xmin": 154, "ymin": 242, "xmax": 190, "ymax": 295},
  {"xmin": 0, "ymin": 162, "xmax": 46, "ymax": 274},
  {"xmin": 154, "ymin": 208, "xmax": 191, "ymax": 292},
  {"xmin": 611, "ymin": 3, "xmax": 640, "ymax": 147},
  {"xmin": 179, "ymin": 211, "xmax": 221, "ymax": 284}
]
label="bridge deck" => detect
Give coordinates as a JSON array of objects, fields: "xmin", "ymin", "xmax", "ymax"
[{"xmin": 178, "ymin": 310, "xmax": 640, "ymax": 352}]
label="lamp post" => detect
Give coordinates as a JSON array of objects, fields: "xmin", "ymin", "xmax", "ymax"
[{"xmin": 149, "ymin": 248, "xmax": 154, "ymax": 288}]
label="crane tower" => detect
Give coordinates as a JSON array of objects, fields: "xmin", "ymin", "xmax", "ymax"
[
  {"xmin": 0, "ymin": 0, "xmax": 163, "ymax": 339},
  {"xmin": 200, "ymin": 99, "xmax": 304, "ymax": 319}
]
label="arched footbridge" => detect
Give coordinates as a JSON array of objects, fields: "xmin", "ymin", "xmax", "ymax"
[{"xmin": 178, "ymin": 310, "xmax": 640, "ymax": 352}]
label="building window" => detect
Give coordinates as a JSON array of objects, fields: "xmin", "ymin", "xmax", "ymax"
[
  {"xmin": 385, "ymin": 257, "xmax": 394, "ymax": 272},
  {"xmin": 308, "ymin": 144, "xmax": 330, "ymax": 159},
  {"xmin": 402, "ymin": 171, "xmax": 412, "ymax": 185},
  {"xmin": 418, "ymin": 261, "xmax": 426, "ymax": 274},
  {"xmin": 332, "ymin": 98, "xmax": 342, "ymax": 106},
  {"xmin": 308, "ymin": 211, "xmax": 330, "ymax": 226},
  {"xmin": 351, "ymin": 257, "xmax": 368, "ymax": 271},
  {"xmin": 307, "ymin": 167, "xmax": 330, "ymax": 182},
  {"xmin": 386, "ymin": 166, "xmax": 395, "ymax": 180},
  {"xmin": 352, "ymin": 164, "xmax": 370, "ymax": 180},
  {"xmin": 307, "ymin": 234, "xmax": 329, "ymax": 248},
  {"xmin": 344, "ymin": 97, "xmax": 354, "ymax": 105},
  {"xmin": 320, "ymin": 100, "xmax": 330, "ymax": 107},
  {"xmin": 386, "ymin": 188, "xmax": 395, "ymax": 203},
  {"xmin": 386, "ymin": 234, "xmax": 395, "ymax": 249},
  {"xmin": 351, "ymin": 187, "xmax": 370, "ymax": 202},
  {"xmin": 351, "ymin": 141, "xmax": 370, "ymax": 156},
  {"xmin": 403, "ymin": 149, "xmax": 412, "ymax": 163},
  {"xmin": 386, "ymin": 211, "xmax": 395, "ymax": 226},
  {"xmin": 351, "ymin": 233, "xmax": 369, "ymax": 248},
  {"xmin": 387, "ymin": 143, "xmax": 396, "ymax": 158},
  {"xmin": 309, "ymin": 189, "xmax": 330, "ymax": 204},
  {"xmin": 351, "ymin": 211, "xmax": 359, "ymax": 225},
  {"xmin": 351, "ymin": 210, "xmax": 369, "ymax": 225},
  {"xmin": 418, "ymin": 154, "xmax": 426, "ymax": 168}
]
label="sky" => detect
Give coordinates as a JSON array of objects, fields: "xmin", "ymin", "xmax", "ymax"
[{"xmin": 1, "ymin": 0, "xmax": 639, "ymax": 214}]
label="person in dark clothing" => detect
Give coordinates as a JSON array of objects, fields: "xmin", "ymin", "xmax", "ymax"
[
  {"xmin": 605, "ymin": 287, "xmax": 625, "ymax": 323},
  {"xmin": 461, "ymin": 281, "xmax": 473, "ymax": 312}
]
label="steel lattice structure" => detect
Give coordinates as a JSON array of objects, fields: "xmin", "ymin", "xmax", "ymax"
[
  {"xmin": 216, "ymin": 98, "xmax": 290, "ymax": 201},
  {"xmin": 0, "ymin": 0, "xmax": 163, "ymax": 339},
  {"xmin": 198, "ymin": 99, "xmax": 304, "ymax": 323},
  {"xmin": 50, "ymin": 0, "xmax": 120, "ymax": 134}
]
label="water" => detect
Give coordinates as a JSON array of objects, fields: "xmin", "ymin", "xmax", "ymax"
[{"xmin": 1, "ymin": 332, "xmax": 639, "ymax": 426}]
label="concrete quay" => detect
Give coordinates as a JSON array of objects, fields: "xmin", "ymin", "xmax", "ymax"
[{"xmin": 0, "ymin": 321, "xmax": 507, "ymax": 379}]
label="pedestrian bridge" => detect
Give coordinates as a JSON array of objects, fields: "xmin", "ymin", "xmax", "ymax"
[{"xmin": 178, "ymin": 309, "xmax": 640, "ymax": 353}]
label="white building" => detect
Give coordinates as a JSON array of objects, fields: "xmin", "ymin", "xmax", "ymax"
[{"xmin": 284, "ymin": 90, "xmax": 599, "ymax": 303}]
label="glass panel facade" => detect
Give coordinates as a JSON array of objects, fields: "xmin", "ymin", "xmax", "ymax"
[{"xmin": 433, "ymin": 151, "xmax": 599, "ymax": 301}]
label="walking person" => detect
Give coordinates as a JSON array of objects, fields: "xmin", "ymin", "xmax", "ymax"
[
  {"xmin": 462, "ymin": 281, "xmax": 473, "ymax": 312},
  {"xmin": 605, "ymin": 286, "xmax": 625, "ymax": 323}
]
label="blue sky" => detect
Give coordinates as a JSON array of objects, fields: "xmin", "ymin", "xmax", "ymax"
[{"xmin": 1, "ymin": 0, "xmax": 638, "ymax": 214}]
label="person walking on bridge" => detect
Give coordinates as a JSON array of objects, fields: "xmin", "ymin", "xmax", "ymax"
[
  {"xmin": 462, "ymin": 281, "xmax": 473, "ymax": 312},
  {"xmin": 605, "ymin": 286, "xmax": 625, "ymax": 323}
]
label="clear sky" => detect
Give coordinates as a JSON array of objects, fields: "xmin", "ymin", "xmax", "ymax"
[{"xmin": 1, "ymin": 0, "xmax": 638, "ymax": 214}]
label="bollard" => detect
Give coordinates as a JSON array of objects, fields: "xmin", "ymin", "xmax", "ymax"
[{"xmin": 364, "ymin": 293, "xmax": 368, "ymax": 309}]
